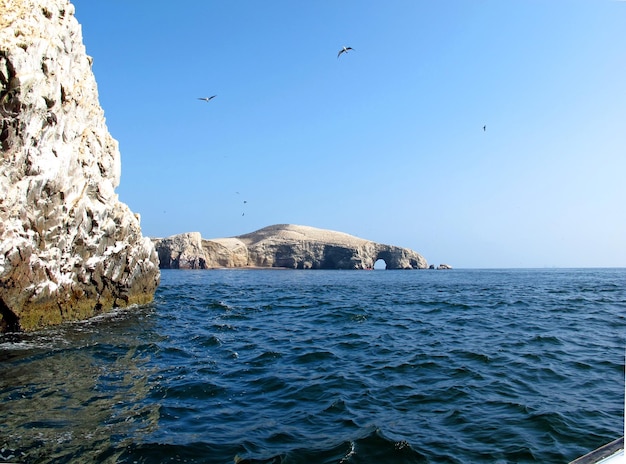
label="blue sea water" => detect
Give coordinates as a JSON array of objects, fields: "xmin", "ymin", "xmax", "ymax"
[{"xmin": 0, "ymin": 268, "xmax": 624, "ymax": 463}]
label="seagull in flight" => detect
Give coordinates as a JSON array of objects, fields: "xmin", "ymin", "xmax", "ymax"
[
  {"xmin": 198, "ymin": 96, "xmax": 216, "ymax": 102},
  {"xmin": 337, "ymin": 46, "xmax": 353, "ymax": 58}
]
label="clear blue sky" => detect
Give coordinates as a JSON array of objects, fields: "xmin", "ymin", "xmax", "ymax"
[{"xmin": 72, "ymin": 0, "xmax": 625, "ymax": 268}]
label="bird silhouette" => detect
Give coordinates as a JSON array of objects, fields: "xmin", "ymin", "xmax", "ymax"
[
  {"xmin": 337, "ymin": 46, "xmax": 353, "ymax": 58},
  {"xmin": 198, "ymin": 96, "xmax": 216, "ymax": 102},
  {"xmin": 483, "ymin": 125, "xmax": 487, "ymax": 131}
]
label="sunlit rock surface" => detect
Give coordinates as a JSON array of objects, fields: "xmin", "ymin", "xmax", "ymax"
[
  {"xmin": 0, "ymin": 0, "xmax": 160, "ymax": 332},
  {"xmin": 154, "ymin": 224, "xmax": 428, "ymax": 270}
]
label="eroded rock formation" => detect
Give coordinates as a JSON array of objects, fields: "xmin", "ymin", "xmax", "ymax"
[
  {"xmin": 0, "ymin": 0, "xmax": 160, "ymax": 332},
  {"xmin": 153, "ymin": 224, "xmax": 428, "ymax": 270}
]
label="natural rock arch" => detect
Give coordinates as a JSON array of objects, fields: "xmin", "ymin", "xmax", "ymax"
[
  {"xmin": 374, "ymin": 259, "xmax": 387, "ymax": 270},
  {"xmin": 374, "ymin": 250, "xmax": 394, "ymax": 269}
]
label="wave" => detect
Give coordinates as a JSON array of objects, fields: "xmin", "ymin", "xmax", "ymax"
[{"xmin": 114, "ymin": 427, "xmax": 429, "ymax": 464}]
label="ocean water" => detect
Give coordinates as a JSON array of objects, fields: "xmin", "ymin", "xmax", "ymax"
[{"xmin": 0, "ymin": 268, "xmax": 624, "ymax": 463}]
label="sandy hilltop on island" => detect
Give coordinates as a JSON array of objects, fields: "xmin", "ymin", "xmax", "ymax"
[
  {"xmin": 152, "ymin": 224, "xmax": 434, "ymax": 270},
  {"xmin": 235, "ymin": 224, "xmax": 372, "ymax": 248}
]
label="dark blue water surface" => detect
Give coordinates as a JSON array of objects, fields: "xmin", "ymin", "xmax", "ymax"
[{"xmin": 1, "ymin": 268, "xmax": 624, "ymax": 463}]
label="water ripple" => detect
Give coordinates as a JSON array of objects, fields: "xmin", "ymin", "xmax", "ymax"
[{"xmin": 0, "ymin": 268, "xmax": 624, "ymax": 463}]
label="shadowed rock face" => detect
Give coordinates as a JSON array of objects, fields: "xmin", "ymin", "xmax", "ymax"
[
  {"xmin": 0, "ymin": 0, "xmax": 160, "ymax": 332},
  {"xmin": 153, "ymin": 224, "xmax": 428, "ymax": 270}
]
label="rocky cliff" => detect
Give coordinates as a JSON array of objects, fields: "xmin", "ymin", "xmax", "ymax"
[
  {"xmin": 154, "ymin": 224, "xmax": 428, "ymax": 270},
  {"xmin": 0, "ymin": 0, "xmax": 160, "ymax": 332}
]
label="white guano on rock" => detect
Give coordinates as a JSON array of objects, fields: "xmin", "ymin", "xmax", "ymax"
[{"xmin": 0, "ymin": 0, "xmax": 160, "ymax": 332}]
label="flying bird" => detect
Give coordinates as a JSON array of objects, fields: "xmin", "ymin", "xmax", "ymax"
[
  {"xmin": 337, "ymin": 46, "xmax": 353, "ymax": 58},
  {"xmin": 198, "ymin": 96, "xmax": 216, "ymax": 102},
  {"xmin": 483, "ymin": 125, "xmax": 487, "ymax": 131}
]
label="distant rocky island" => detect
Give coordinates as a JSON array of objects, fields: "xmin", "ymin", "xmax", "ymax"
[{"xmin": 153, "ymin": 224, "xmax": 430, "ymax": 270}]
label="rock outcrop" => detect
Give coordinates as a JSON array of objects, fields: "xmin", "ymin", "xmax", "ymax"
[
  {"xmin": 0, "ymin": 0, "xmax": 160, "ymax": 332},
  {"xmin": 154, "ymin": 232, "xmax": 209, "ymax": 270},
  {"xmin": 429, "ymin": 264, "xmax": 453, "ymax": 270},
  {"xmin": 154, "ymin": 224, "xmax": 428, "ymax": 270}
]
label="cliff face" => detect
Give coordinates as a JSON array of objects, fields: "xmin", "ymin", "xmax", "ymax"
[
  {"xmin": 0, "ymin": 0, "xmax": 160, "ymax": 332},
  {"xmin": 154, "ymin": 232, "xmax": 209, "ymax": 270},
  {"xmin": 154, "ymin": 224, "xmax": 428, "ymax": 270}
]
